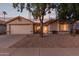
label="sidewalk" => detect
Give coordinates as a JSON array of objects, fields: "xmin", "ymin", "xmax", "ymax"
[{"xmin": 0, "ymin": 48, "xmax": 79, "ymax": 56}]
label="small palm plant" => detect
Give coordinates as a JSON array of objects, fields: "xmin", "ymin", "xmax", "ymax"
[{"xmin": 3, "ymin": 11, "xmax": 7, "ymax": 21}]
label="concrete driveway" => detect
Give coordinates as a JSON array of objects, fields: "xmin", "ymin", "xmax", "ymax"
[{"xmin": 0, "ymin": 35, "xmax": 26, "ymax": 48}]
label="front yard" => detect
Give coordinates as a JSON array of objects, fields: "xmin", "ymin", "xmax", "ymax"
[{"xmin": 9, "ymin": 33, "xmax": 79, "ymax": 48}]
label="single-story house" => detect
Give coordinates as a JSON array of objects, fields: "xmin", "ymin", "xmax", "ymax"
[
  {"xmin": 5, "ymin": 16, "xmax": 79, "ymax": 35},
  {"xmin": 6, "ymin": 16, "xmax": 34, "ymax": 34},
  {"xmin": 0, "ymin": 20, "xmax": 6, "ymax": 34}
]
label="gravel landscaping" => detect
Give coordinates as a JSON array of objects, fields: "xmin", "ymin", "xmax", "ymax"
[{"xmin": 9, "ymin": 33, "xmax": 79, "ymax": 48}]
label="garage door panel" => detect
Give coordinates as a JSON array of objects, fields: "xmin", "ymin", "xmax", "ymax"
[{"xmin": 11, "ymin": 25, "xmax": 33, "ymax": 34}]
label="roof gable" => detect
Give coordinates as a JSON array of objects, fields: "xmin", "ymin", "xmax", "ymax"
[{"xmin": 6, "ymin": 16, "xmax": 34, "ymax": 24}]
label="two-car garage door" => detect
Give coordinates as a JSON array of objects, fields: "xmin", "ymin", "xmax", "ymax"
[{"xmin": 10, "ymin": 25, "xmax": 33, "ymax": 34}]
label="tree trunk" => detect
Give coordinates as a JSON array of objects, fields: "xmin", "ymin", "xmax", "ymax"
[
  {"xmin": 40, "ymin": 16, "xmax": 44, "ymax": 38},
  {"xmin": 70, "ymin": 23, "xmax": 74, "ymax": 34},
  {"xmin": 4, "ymin": 15, "xmax": 5, "ymax": 21},
  {"xmin": 40, "ymin": 22, "xmax": 43, "ymax": 37}
]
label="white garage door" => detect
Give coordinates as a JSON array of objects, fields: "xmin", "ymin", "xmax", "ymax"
[{"xmin": 10, "ymin": 25, "xmax": 33, "ymax": 34}]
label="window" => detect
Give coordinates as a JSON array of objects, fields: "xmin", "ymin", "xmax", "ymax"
[
  {"xmin": 60, "ymin": 24, "xmax": 68, "ymax": 31},
  {"xmin": 43, "ymin": 26, "xmax": 48, "ymax": 33}
]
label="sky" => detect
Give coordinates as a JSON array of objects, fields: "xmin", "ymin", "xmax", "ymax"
[{"xmin": 0, "ymin": 3, "xmax": 56, "ymax": 21}]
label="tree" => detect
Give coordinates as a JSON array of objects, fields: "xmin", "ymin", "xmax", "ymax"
[
  {"xmin": 3, "ymin": 11, "xmax": 7, "ymax": 21},
  {"xmin": 13, "ymin": 3, "xmax": 54, "ymax": 37},
  {"xmin": 56, "ymin": 3, "xmax": 79, "ymax": 34}
]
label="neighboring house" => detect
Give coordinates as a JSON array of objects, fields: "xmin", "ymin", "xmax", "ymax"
[
  {"xmin": 73, "ymin": 20, "xmax": 79, "ymax": 34},
  {"xmin": 0, "ymin": 17, "xmax": 13, "ymax": 21},
  {"xmin": 6, "ymin": 16, "xmax": 34, "ymax": 35},
  {"xmin": 0, "ymin": 20, "xmax": 6, "ymax": 34}
]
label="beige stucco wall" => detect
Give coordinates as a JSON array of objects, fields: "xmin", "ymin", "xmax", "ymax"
[
  {"xmin": 48, "ymin": 22, "xmax": 59, "ymax": 33},
  {"xmin": 48, "ymin": 21, "xmax": 70, "ymax": 33}
]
